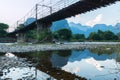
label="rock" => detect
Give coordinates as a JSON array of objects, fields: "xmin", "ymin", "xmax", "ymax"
[
  {"xmin": 0, "ymin": 71, "xmax": 3, "ymax": 76},
  {"xmin": 0, "ymin": 42, "xmax": 119, "ymax": 52}
]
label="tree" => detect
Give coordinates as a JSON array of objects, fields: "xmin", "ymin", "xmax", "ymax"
[
  {"xmin": 15, "ymin": 23, "xmax": 53, "ymax": 42},
  {"xmin": 37, "ymin": 29, "xmax": 53, "ymax": 42},
  {"xmin": 97, "ymin": 30, "xmax": 104, "ymax": 40},
  {"xmin": 103, "ymin": 31, "xmax": 118, "ymax": 40},
  {"xmin": 88, "ymin": 30, "xmax": 118, "ymax": 41},
  {"xmin": 117, "ymin": 32, "xmax": 120, "ymax": 40},
  {"xmin": 53, "ymin": 29, "xmax": 72, "ymax": 41},
  {"xmin": 72, "ymin": 34, "xmax": 85, "ymax": 41},
  {"xmin": 25, "ymin": 29, "xmax": 37, "ymax": 39},
  {"xmin": 0, "ymin": 23, "xmax": 9, "ymax": 30},
  {"xmin": 88, "ymin": 32, "xmax": 101, "ymax": 40},
  {"xmin": 0, "ymin": 23, "xmax": 9, "ymax": 37}
]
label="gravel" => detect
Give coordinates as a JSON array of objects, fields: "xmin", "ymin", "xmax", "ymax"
[{"xmin": 0, "ymin": 42, "xmax": 120, "ymax": 53}]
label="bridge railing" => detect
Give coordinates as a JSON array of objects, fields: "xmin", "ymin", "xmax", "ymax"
[
  {"xmin": 37, "ymin": 0, "xmax": 80, "ymax": 19},
  {"xmin": 9, "ymin": 0, "xmax": 81, "ymax": 33}
]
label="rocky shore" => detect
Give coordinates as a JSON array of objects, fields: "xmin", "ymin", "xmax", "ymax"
[
  {"xmin": 0, "ymin": 53, "xmax": 48, "ymax": 80},
  {"xmin": 0, "ymin": 42, "xmax": 120, "ymax": 53}
]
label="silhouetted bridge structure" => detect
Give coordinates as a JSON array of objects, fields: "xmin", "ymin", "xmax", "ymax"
[{"xmin": 9, "ymin": 0, "xmax": 119, "ymax": 42}]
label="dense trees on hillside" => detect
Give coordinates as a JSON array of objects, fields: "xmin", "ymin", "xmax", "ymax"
[
  {"xmin": 72, "ymin": 34, "xmax": 85, "ymax": 41},
  {"xmin": 53, "ymin": 29, "xmax": 119, "ymax": 42},
  {"xmin": 103, "ymin": 31, "xmax": 118, "ymax": 40},
  {"xmin": 88, "ymin": 30, "xmax": 118, "ymax": 41},
  {"xmin": 53, "ymin": 29, "xmax": 72, "ymax": 41}
]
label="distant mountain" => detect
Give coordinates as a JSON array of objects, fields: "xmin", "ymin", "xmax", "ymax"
[
  {"xmin": 115, "ymin": 23, "xmax": 120, "ymax": 29},
  {"xmin": 24, "ymin": 18, "xmax": 36, "ymax": 26},
  {"xmin": 90, "ymin": 24, "xmax": 119, "ymax": 34},
  {"xmin": 50, "ymin": 19, "xmax": 70, "ymax": 31},
  {"xmin": 24, "ymin": 18, "xmax": 120, "ymax": 37},
  {"xmin": 69, "ymin": 22, "xmax": 91, "ymax": 37},
  {"xmin": 51, "ymin": 19, "xmax": 120, "ymax": 37},
  {"xmin": 69, "ymin": 22, "xmax": 90, "ymax": 32},
  {"xmin": 68, "ymin": 22, "xmax": 120, "ymax": 37},
  {"xmin": 69, "ymin": 49, "xmax": 117, "ymax": 62}
]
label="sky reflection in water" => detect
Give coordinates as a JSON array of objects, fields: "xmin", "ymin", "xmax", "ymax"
[
  {"xmin": 0, "ymin": 49, "xmax": 120, "ymax": 80},
  {"xmin": 51, "ymin": 49, "xmax": 120, "ymax": 80}
]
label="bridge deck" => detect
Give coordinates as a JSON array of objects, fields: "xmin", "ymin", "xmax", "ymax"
[{"xmin": 10, "ymin": 0, "xmax": 119, "ymax": 34}]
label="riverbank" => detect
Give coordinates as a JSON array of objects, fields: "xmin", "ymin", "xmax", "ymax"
[{"xmin": 0, "ymin": 42, "xmax": 120, "ymax": 53}]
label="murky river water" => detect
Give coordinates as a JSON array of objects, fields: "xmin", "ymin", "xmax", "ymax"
[{"xmin": 0, "ymin": 48, "xmax": 120, "ymax": 80}]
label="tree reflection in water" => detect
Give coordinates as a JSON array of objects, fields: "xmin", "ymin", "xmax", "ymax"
[
  {"xmin": 14, "ymin": 50, "xmax": 86, "ymax": 80},
  {"xmin": 0, "ymin": 46, "xmax": 120, "ymax": 80},
  {"xmin": 89, "ymin": 46, "xmax": 120, "ymax": 80}
]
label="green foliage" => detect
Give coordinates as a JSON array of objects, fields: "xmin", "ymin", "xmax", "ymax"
[
  {"xmin": 88, "ymin": 32, "xmax": 101, "ymax": 40},
  {"xmin": 88, "ymin": 30, "xmax": 118, "ymax": 41},
  {"xmin": 25, "ymin": 29, "xmax": 37, "ymax": 39},
  {"xmin": 72, "ymin": 34, "xmax": 85, "ymax": 41},
  {"xmin": 0, "ymin": 23, "xmax": 9, "ymax": 30},
  {"xmin": 37, "ymin": 30, "xmax": 53, "ymax": 42},
  {"xmin": 0, "ymin": 23, "xmax": 9, "ymax": 37},
  {"xmin": 117, "ymin": 32, "xmax": 120, "ymax": 40},
  {"xmin": 103, "ymin": 31, "xmax": 118, "ymax": 40},
  {"xmin": 15, "ymin": 24, "xmax": 53, "ymax": 42},
  {"xmin": 14, "ymin": 24, "xmax": 120, "ymax": 42},
  {"xmin": 53, "ymin": 29, "xmax": 72, "ymax": 41},
  {"xmin": 16, "ymin": 24, "xmax": 37, "ymax": 39},
  {"xmin": 97, "ymin": 30, "xmax": 104, "ymax": 40}
]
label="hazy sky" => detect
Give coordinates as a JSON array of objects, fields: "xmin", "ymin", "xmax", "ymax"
[
  {"xmin": 0, "ymin": 0, "xmax": 40, "ymax": 26},
  {"xmin": 0, "ymin": 0, "xmax": 120, "ymax": 27}
]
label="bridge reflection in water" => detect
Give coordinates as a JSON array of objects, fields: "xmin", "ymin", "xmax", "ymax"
[
  {"xmin": 0, "ymin": 48, "xmax": 120, "ymax": 80},
  {"xmin": 14, "ymin": 50, "xmax": 86, "ymax": 80}
]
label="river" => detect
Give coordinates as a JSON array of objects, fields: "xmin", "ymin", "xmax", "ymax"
[{"xmin": 0, "ymin": 47, "xmax": 120, "ymax": 80}]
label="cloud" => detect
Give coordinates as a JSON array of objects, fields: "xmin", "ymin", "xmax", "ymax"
[
  {"xmin": 62, "ymin": 62, "xmax": 80, "ymax": 74},
  {"xmin": 63, "ymin": 66, "xmax": 80, "ymax": 74},
  {"xmin": 73, "ymin": 67, "xmax": 80, "ymax": 73},
  {"xmin": 86, "ymin": 14, "xmax": 103, "ymax": 27},
  {"xmin": 85, "ymin": 58, "xmax": 103, "ymax": 71},
  {"xmin": 66, "ymin": 14, "xmax": 81, "ymax": 24}
]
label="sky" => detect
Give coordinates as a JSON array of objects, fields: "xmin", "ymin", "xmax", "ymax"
[
  {"xmin": 67, "ymin": 1, "xmax": 120, "ymax": 27},
  {"xmin": 0, "ymin": 0, "xmax": 120, "ymax": 28}
]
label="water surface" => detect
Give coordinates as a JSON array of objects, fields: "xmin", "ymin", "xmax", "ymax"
[{"xmin": 0, "ymin": 48, "xmax": 120, "ymax": 80}]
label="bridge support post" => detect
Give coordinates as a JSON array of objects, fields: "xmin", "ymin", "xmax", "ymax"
[
  {"xmin": 17, "ymin": 33, "xmax": 26, "ymax": 43},
  {"xmin": 36, "ymin": 22, "xmax": 52, "ymax": 43}
]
